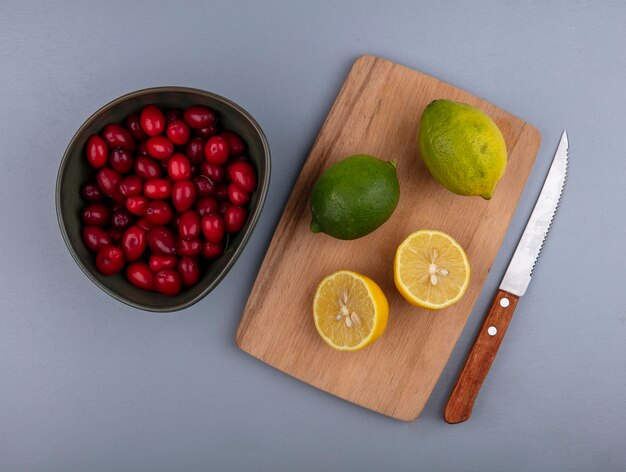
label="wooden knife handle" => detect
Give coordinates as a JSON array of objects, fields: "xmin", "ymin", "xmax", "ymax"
[{"xmin": 444, "ymin": 289, "xmax": 520, "ymax": 424}]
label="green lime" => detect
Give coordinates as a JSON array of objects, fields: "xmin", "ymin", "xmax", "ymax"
[
  {"xmin": 310, "ymin": 154, "xmax": 400, "ymax": 240},
  {"xmin": 418, "ymin": 99, "xmax": 507, "ymax": 199}
]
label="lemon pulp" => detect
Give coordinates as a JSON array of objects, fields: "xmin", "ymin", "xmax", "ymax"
[
  {"xmin": 313, "ymin": 270, "xmax": 388, "ymax": 351},
  {"xmin": 394, "ymin": 230, "xmax": 470, "ymax": 309}
]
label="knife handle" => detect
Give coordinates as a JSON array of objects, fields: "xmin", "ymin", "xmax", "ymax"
[{"xmin": 444, "ymin": 289, "xmax": 520, "ymax": 424}]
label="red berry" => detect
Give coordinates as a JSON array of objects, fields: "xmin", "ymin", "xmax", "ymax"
[
  {"xmin": 201, "ymin": 241, "xmax": 223, "ymax": 260},
  {"xmin": 121, "ymin": 226, "xmax": 147, "ymax": 261},
  {"xmin": 118, "ymin": 175, "xmax": 143, "ymax": 197},
  {"xmin": 136, "ymin": 217, "xmax": 153, "ymax": 231},
  {"xmin": 224, "ymin": 206, "xmax": 247, "ymax": 233},
  {"xmin": 125, "ymin": 195, "xmax": 149, "ymax": 216},
  {"xmin": 96, "ymin": 167, "xmax": 122, "ymax": 198},
  {"xmin": 171, "ymin": 180, "xmax": 196, "ymax": 212},
  {"xmin": 166, "ymin": 120, "xmax": 191, "ymax": 146},
  {"xmin": 178, "ymin": 210, "xmax": 201, "ymax": 240},
  {"xmin": 183, "ymin": 105, "xmax": 217, "ymax": 129},
  {"xmin": 221, "ymin": 131, "xmax": 246, "ymax": 155},
  {"xmin": 109, "ymin": 148, "xmax": 134, "ymax": 174},
  {"xmin": 192, "ymin": 175, "xmax": 215, "ymax": 197},
  {"xmin": 204, "ymin": 136, "xmax": 230, "ymax": 165},
  {"xmin": 149, "ymin": 255, "xmax": 178, "ymax": 272},
  {"xmin": 178, "ymin": 257, "xmax": 200, "ymax": 287},
  {"xmin": 214, "ymin": 183, "xmax": 229, "ymax": 201},
  {"xmin": 140, "ymin": 105, "xmax": 166, "ymax": 137},
  {"xmin": 146, "ymin": 136, "xmax": 174, "ymax": 160},
  {"xmin": 185, "ymin": 137, "xmax": 206, "ymax": 164},
  {"xmin": 200, "ymin": 162, "xmax": 224, "ymax": 183},
  {"xmin": 167, "ymin": 154, "xmax": 191, "ymax": 181},
  {"xmin": 227, "ymin": 161, "xmax": 257, "ymax": 193},
  {"xmin": 102, "ymin": 124, "xmax": 135, "ymax": 152},
  {"xmin": 81, "ymin": 182, "xmax": 104, "ymax": 202},
  {"xmin": 194, "ymin": 125, "xmax": 218, "ymax": 138},
  {"xmin": 227, "ymin": 183, "xmax": 250, "ymax": 205},
  {"xmin": 95, "ymin": 245, "xmax": 125, "ymax": 275},
  {"xmin": 143, "ymin": 178, "xmax": 172, "ymax": 200},
  {"xmin": 81, "ymin": 203, "xmax": 110, "ymax": 226},
  {"xmin": 111, "ymin": 207, "xmax": 134, "ymax": 231},
  {"xmin": 126, "ymin": 262, "xmax": 155, "ymax": 291},
  {"xmin": 165, "ymin": 108, "xmax": 183, "ymax": 124},
  {"xmin": 82, "ymin": 226, "xmax": 112, "ymax": 252},
  {"xmin": 176, "ymin": 237, "xmax": 202, "ymax": 256},
  {"xmin": 155, "ymin": 269, "xmax": 182, "ymax": 296},
  {"xmin": 195, "ymin": 197, "xmax": 218, "ymax": 216},
  {"xmin": 201, "ymin": 214, "xmax": 225, "ymax": 243},
  {"xmin": 125, "ymin": 114, "xmax": 148, "ymax": 141},
  {"xmin": 147, "ymin": 227, "xmax": 176, "ymax": 255},
  {"xmin": 134, "ymin": 155, "xmax": 162, "ymax": 179},
  {"xmin": 144, "ymin": 200, "xmax": 173, "ymax": 225},
  {"xmin": 86, "ymin": 134, "xmax": 109, "ymax": 168}
]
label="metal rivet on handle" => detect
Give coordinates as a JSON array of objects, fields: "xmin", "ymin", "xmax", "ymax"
[
  {"xmin": 488, "ymin": 326, "xmax": 498, "ymax": 336},
  {"xmin": 500, "ymin": 297, "xmax": 510, "ymax": 308}
]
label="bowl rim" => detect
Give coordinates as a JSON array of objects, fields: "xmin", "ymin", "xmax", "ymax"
[{"xmin": 55, "ymin": 86, "xmax": 271, "ymax": 312}]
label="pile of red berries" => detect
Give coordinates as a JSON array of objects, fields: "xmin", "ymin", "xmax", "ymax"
[{"xmin": 80, "ymin": 104, "xmax": 257, "ymax": 296}]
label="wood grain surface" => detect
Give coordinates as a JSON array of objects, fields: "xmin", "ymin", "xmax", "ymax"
[{"xmin": 236, "ymin": 55, "xmax": 541, "ymax": 421}]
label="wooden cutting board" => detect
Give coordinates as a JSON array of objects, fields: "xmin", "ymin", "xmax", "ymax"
[{"xmin": 236, "ymin": 55, "xmax": 541, "ymax": 421}]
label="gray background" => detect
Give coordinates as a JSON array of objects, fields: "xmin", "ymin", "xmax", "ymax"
[{"xmin": 1, "ymin": 1, "xmax": 624, "ymax": 470}]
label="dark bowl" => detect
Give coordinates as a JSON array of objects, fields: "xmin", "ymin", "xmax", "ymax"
[{"xmin": 56, "ymin": 87, "xmax": 270, "ymax": 312}]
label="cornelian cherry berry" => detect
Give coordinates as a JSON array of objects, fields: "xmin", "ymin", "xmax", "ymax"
[
  {"xmin": 168, "ymin": 154, "xmax": 192, "ymax": 181},
  {"xmin": 126, "ymin": 262, "xmax": 154, "ymax": 290},
  {"xmin": 122, "ymin": 226, "xmax": 147, "ymax": 261},
  {"xmin": 86, "ymin": 135, "xmax": 109, "ymax": 168},
  {"xmin": 154, "ymin": 269, "xmax": 182, "ymax": 296},
  {"xmin": 102, "ymin": 124, "xmax": 135, "ymax": 152},
  {"xmin": 224, "ymin": 206, "xmax": 247, "ymax": 234},
  {"xmin": 166, "ymin": 120, "xmax": 191, "ymax": 146},
  {"xmin": 146, "ymin": 136, "xmax": 174, "ymax": 160},
  {"xmin": 96, "ymin": 245, "xmax": 125, "ymax": 275},
  {"xmin": 183, "ymin": 105, "xmax": 217, "ymax": 130},
  {"xmin": 140, "ymin": 105, "xmax": 166, "ymax": 137},
  {"xmin": 171, "ymin": 180, "xmax": 196, "ymax": 212},
  {"xmin": 201, "ymin": 214, "xmax": 225, "ymax": 244},
  {"xmin": 227, "ymin": 161, "xmax": 257, "ymax": 192},
  {"xmin": 149, "ymin": 255, "xmax": 177, "ymax": 272},
  {"xmin": 178, "ymin": 257, "xmax": 200, "ymax": 287},
  {"xmin": 204, "ymin": 136, "xmax": 230, "ymax": 165},
  {"xmin": 82, "ymin": 226, "xmax": 112, "ymax": 252},
  {"xmin": 176, "ymin": 237, "xmax": 202, "ymax": 256},
  {"xmin": 221, "ymin": 131, "xmax": 246, "ymax": 155}
]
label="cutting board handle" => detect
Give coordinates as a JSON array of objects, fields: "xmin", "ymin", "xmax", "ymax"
[{"xmin": 444, "ymin": 289, "xmax": 519, "ymax": 424}]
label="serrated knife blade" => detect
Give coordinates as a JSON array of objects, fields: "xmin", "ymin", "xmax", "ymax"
[
  {"xmin": 444, "ymin": 131, "xmax": 569, "ymax": 424},
  {"xmin": 499, "ymin": 130, "xmax": 569, "ymax": 296}
]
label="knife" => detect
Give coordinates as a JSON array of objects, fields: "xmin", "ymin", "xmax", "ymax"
[{"xmin": 444, "ymin": 130, "xmax": 569, "ymax": 424}]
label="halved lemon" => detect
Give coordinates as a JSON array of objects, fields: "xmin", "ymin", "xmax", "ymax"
[
  {"xmin": 394, "ymin": 230, "xmax": 470, "ymax": 309},
  {"xmin": 313, "ymin": 270, "xmax": 388, "ymax": 351}
]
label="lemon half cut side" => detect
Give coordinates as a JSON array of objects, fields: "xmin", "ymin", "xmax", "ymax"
[
  {"xmin": 394, "ymin": 230, "xmax": 470, "ymax": 310},
  {"xmin": 313, "ymin": 270, "xmax": 388, "ymax": 351}
]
